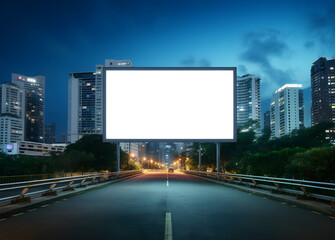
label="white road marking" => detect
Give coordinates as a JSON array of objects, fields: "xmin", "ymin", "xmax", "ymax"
[
  {"xmin": 165, "ymin": 212, "xmax": 173, "ymax": 240},
  {"xmin": 167, "ymin": 180, "xmax": 169, "ymax": 187},
  {"xmin": 13, "ymin": 213, "xmax": 24, "ymax": 217}
]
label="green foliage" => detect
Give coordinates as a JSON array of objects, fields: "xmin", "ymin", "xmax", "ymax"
[
  {"xmin": 186, "ymin": 121, "xmax": 335, "ymax": 181},
  {"xmin": 226, "ymin": 147, "xmax": 306, "ymax": 177},
  {"xmin": 0, "ymin": 134, "xmax": 138, "ymax": 176},
  {"xmin": 0, "ymin": 153, "xmax": 51, "ymax": 176},
  {"xmin": 285, "ymin": 147, "xmax": 335, "ymax": 181}
]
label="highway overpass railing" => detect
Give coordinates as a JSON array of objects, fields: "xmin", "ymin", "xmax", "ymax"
[
  {"xmin": 185, "ymin": 170, "xmax": 335, "ymax": 208},
  {"xmin": 0, "ymin": 170, "xmax": 141, "ymax": 206}
]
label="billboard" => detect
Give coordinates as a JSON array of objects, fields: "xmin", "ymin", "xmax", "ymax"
[{"xmin": 103, "ymin": 67, "xmax": 236, "ymax": 142}]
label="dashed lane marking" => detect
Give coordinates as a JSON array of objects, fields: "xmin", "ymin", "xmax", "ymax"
[
  {"xmin": 165, "ymin": 212, "xmax": 173, "ymax": 240},
  {"xmin": 41, "ymin": 204, "xmax": 49, "ymax": 208},
  {"xmin": 0, "ymin": 218, "xmax": 6, "ymax": 222},
  {"xmin": 13, "ymin": 213, "xmax": 24, "ymax": 217},
  {"xmin": 28, "ymin": 208, "xmax": 36, "ymax": 212},
  {"xmin": 312, "ymin": 211, "xmax": 321, "ymax": 215},
  {"xmin": 329, "ymin": 216, "xmax": 335, "ymax": 220},
  {"xmin": 281, "ymin": 202, "xmax": 287, "ymax": 205}
]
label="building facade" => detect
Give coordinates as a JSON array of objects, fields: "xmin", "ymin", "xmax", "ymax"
[
  {"xmin": 68, "ymin": 72, "xmax": 96, "ymax": 143},
  {"xmin": 67, "ymin": 59, "xmax": 133, "ymax": 143},
  {"xmin": 0, "ymin": 83, "xmax": 25, "ymax": 144},
  {"xmin": 311, "ymin": 57, "xmax": 335, "ymax": 126},
  {"xmin": 0, "ymin": 141, "xmax": 66, "ymax": 156},
  {"xmin": 270, "ymin": 84, "xmax": 304, "ymax": 138},
  {"xmin": 45, "ymin": 122, "xmax": 56, "ymax": 144},
  {"xmin": 263, "ymin": 110, "xmax": 270, "ymax": 131},
  {"xmin": 12, "ymin": 73, "xmax": 45, "ymax": 143},
  {"xmin": 237, "ymin": 74, "xmax": 261, "ymax": 135}
]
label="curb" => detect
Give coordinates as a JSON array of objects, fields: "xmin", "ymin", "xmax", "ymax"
[
  {"xmin": 187, "ymin": 173, "xmax": 335, "ymax": 217},
  {"xmin": 0, "ymin": 173, "xmax": 143, "ymax": 218}
]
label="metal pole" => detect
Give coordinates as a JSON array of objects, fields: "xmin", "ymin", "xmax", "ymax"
[
  {"xmin": 199, "ymin": 143, "xmax": 201, "ymax": 171},
  {"xmin": 128, "ymin": 142, "xmax": 130, "ymax": 170},
  {"xmin": 116, "ymin": 142, "xmax": 120, "ymax": 172},
  {"xmin": 216, "ymin": 142, "xmax": 220, "ymax": 173}
]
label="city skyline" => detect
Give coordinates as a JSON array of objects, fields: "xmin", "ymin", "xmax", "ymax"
[{"xmin": 0, "ymin": 0, "xmax": 334, "ymax": 138}]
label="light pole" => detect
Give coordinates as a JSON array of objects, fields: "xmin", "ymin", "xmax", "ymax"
[
  {"xmin": 216, "ymin": 142, "xmax": 220, "ymax": 173},
  {"xmin": 199, "ymin": 143, "xmax": 201, "ymax": 171},
  {"xmin": 143, "ymin": 157, "xmax": 147, "ymax": 169},
  {"xmin": 129, "ymin": 152, "xmax": 135, "ymax": 170}
]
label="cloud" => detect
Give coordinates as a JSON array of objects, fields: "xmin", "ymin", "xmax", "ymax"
[
  {"xmin": 181, "ymin": 57, "xmax": 195, "ymax": 66},
  {"xmin": 180, "ymin": 57, "xmax": 211, "ymax": 67},
  {"xmin": 308, "ymin": 7, "xmax": 335, "ymax": 52},
  {"xmin": 239, "ymin": 29, "xmax": 293, "ymax": 97},
  {"xmin": 199, "ymin": 59, "xmax": 211, "ymax": 67},
  {"xmin": 238, "ymin": 65, "xmax": 248, "ymax": 75},
  {"xmin": 304, "ymin": 41, "xmax": 314, "ymax": 49}
]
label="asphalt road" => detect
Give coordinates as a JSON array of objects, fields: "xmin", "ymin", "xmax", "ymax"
[{"xmin": 0, "ymin": 172, "xmax": 334, "ymax": 240}]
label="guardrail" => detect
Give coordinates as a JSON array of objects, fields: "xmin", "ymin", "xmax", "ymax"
[
  {"xmin": 0, "ymin": 170, "xmax": 142, "ymax": 206},
  {"xmin": 185, "ymin": 170, "xmax": 335, "ymax": 208}
]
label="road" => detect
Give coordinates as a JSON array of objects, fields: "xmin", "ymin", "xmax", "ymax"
[{"xmin": 0, "ymin": 172, "xmax": 334, "ymax": 240}]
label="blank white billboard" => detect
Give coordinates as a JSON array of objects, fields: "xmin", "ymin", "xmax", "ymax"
[{"xmin": 103, "ymin": 68, "xmax": 236, "ymax": 142}]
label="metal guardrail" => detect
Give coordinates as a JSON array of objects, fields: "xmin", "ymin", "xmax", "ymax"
[
  {"xmin": 0, "ymin": 174, "xmax": 57, "ymax": 184},
  {"xmin": 185, "ymin": 170, "xmax": 335, "ymax": 208},
  {"xmin": 0, "ymin": 170, "xmax": 141, "ymax": 206}
]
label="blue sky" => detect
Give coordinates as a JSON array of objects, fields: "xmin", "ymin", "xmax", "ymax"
[{"xmin": 0, "ymin": 0, "xmax": 334, "ymax": 138}]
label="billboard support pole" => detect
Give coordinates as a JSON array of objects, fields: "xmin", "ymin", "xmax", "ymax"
[
  {"xmin": 199, "ymin": 143, "xmax": 201, "ymax": 171},
  {"xmin": 216, "ymin": 142, "xmax": 220, "ymax": 173},
  {"xmin": 116, "ymin": 142, "xmax": 120, "ymax": 172}
]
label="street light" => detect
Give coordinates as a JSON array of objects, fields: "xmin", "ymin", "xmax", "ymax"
[{"xmin": 142, "ymin": 157, "xmax": 147, "ymax": 169}]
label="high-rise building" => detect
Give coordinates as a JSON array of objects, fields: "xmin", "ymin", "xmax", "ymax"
[
  {"xmin": 120, "ymin": 142, "xmax": 139, "ymax": 159},
  {"xmin": 270, "ymin": 84, "xmax": 304, "ymax": 138},
  {"xmin": 68, "ymin": 72, "xmax": 96, "ymax": 143},
  {"xmin": 159, "ymin": 142, "xmax": 176, "ymax": 165},
  {"xmin": 138, "ymin": 142, "xmax": 146, "ymax": 160},
  {"xmin": 311, "ymin": 57, "xmax": 335, "ymax": 126},
  {"xmin": 0, "ymin": 83, "xmax": 25, "ymax": 144},
  {"xmin": 237, "ymin": 74, "xmax": 261, "ymax": 135},
  {"xmin": 12, "ymin": 73, "xmax": 45, "ymax": 142},
  {"xmin": 263, "ymin": 110, "xmax": 270, "ymax": 131},
  {"xmin": 94, "ymin": 60, "xmax": 133, "ymax": 133},
  {"xmin": 146, "ymin": 142, "xmax": 160, "ymax": 161},
  {"xmin": 45, "ymin": 122, "xmax": 56, "ymax": 144},
  {"xmin": 68, "ymin": 59, "xmax": 133, "ymax": 143}
]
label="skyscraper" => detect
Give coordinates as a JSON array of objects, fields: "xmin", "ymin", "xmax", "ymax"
[
  {"xmin": 270, "ymin": 84, "xmax": 304, "ymax": 138},
  {"xmin": 68, "ymin": 72, "xmax": 96, "ymax": 143},
  {"xmin": 95, "ymin": 59, "xmax": 133, "ymax": 133},
  {"xmin": 0, "ymin": 83, "xmax": 25, "ymax": 144},
  {"xmin": 45, "ymin": 121, "xmax": 56, "ymax": 144},
  {"xmin": 12, "ymin": 73, "xmax": 45, "ymax": 142},
  {"xmin": 263, "ymin": 110, "xmax": 270, "ymax": 131},
  {"xmin": 237, "ymin": 74, "xmax": 261, "ymax": 135},
  {"xmin": 68, "ymin": 59, "xmax": 133, "ymax": 143},
  {"xmin": 311, "ymin": 57, "xmax": 335, "ymax": 126}
]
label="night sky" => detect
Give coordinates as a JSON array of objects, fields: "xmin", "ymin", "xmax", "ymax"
[{"xmin": 1, "ymin": 0, "xmax": 334, "ymax": 139}]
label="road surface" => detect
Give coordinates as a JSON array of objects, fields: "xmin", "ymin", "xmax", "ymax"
[{"xmin": 0, "ymin": 172, "xmax": 334, "ymax": 240}]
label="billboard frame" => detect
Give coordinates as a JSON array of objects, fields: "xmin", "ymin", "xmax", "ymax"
[{"xmin": 103, "ymin": 67, "xmax": 237, "ymax": 143}]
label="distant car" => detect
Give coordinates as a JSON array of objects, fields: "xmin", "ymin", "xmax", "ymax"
[{"xmin": 168, "ymin": 167, "xmax": 174, "ymax": 173}]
